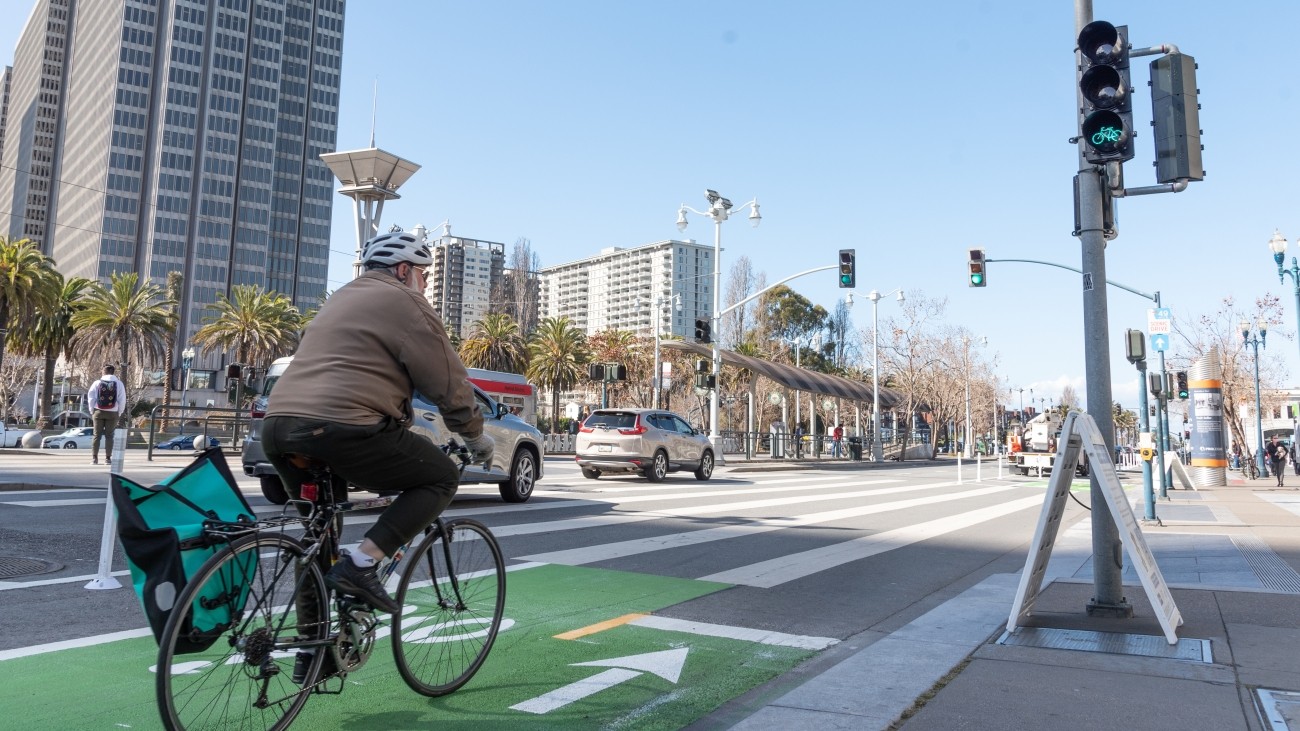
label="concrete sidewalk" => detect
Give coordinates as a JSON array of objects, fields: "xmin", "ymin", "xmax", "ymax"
[{"xmin": 713, "ymin": 474, "xmax": 1300, "ymax": 730}]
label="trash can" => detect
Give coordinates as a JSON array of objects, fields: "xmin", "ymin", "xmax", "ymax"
[
  {"xmin": 847, "ymin": 436, "xmax": 863, "ymax": 461},
  {"xmin": 769, "ymin": 422, "xmax": 787, "ymax": 459}
]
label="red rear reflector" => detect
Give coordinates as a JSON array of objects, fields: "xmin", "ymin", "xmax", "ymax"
[{"xmin": 579, "ymin": 425, "xmax": 594, "ymax": 433}]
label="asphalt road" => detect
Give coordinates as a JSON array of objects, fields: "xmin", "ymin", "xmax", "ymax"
[{"xmin": 0, "ymin": 448, "xmax": 1087, "ymax": 729}]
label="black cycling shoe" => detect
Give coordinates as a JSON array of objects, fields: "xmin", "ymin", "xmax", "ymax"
[
  {"xmin": 325, "ymin": 552, "xmax": 399, "ymax": 614},
  {"xmin": 292, "ymin": 651, "xmax": 338, "ymax": 686}
]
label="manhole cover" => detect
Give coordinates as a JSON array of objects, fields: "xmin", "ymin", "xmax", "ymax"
[{"xmin": 0, "ymin": 556, "xmax": 63, "ymax": 579}]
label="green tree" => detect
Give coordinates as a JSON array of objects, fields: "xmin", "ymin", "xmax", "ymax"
[
  {"xmin": 161, "ymin": 271, "xmax": 184, "ymax": 422},
  {"xmin": 459, "ymin": 312, "xmax": 528, "ymax": 373},
  {"xmin": 0, "ymin": 237, "xmax": 59, "ymax": 380},
  {"xmin": 12, "ymin": 273, "xmax": 91, "ymax": 426},
  {"xmin": 191, "ymin": 284, "xmax": 301, "ymax": 369},
  {"xmin": 526, "ymin": 317, "xmax": 588, "ymax": 433},
  {"xmin": 69, "ymin": 272, "xmax": 175, "ymax": 407}
]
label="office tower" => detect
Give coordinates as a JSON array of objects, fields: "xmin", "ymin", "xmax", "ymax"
[{"xmin": 0, "ymin": 0, "xmax": 345, "ymax": 351}]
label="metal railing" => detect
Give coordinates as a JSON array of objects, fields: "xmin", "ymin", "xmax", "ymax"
[{"xmin": 146, "ymin": 404, "xmax": 246, "ymax": 461}]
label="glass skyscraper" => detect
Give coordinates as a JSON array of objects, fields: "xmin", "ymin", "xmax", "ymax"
[{"xmin": 0, "ymin": 0, "xmax": 344, "ymax": 348}]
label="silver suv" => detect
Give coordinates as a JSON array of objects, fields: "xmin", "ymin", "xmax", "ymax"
[
  {"xmin": 575, "ymin": 408, "xmax": 714, "ymax": 482},
  {"xmin": 243, "ymin": 360, "xmax": 544, "ymax": 504}
]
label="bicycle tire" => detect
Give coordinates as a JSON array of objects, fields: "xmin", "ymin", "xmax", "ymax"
[
  {"xmin": 392, "ymin": 517, "xmax": 506, "ymax": 696},
  {"xmin": 156, "ymin": 532, "xmax": 329, "ymax": 731}
]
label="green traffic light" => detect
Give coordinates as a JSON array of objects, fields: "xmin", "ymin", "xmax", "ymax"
[
  {"xmin": 970, "ymin": 273, "xmax": 983, "ymax": 285},
  {"xmin": 840, "ymin": 274, "xmax": 852, "ymax": 285}
]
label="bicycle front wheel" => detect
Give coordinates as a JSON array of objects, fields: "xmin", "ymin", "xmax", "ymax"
[
  {"xmin": 156, "ymin": 532, "xmax": 329, "ymax": 731},
  {"xmin": 392, "ymin": 517, "xmax": 506, "ymax": 696}
]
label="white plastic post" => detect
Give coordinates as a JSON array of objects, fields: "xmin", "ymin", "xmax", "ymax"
[
  {"xmin": 86, "ymin": 427, "xmax": 128, "ymax": 590},
  {"xmin": 976, "ymin": 453, "xmax": 983, "ymax": 482}
]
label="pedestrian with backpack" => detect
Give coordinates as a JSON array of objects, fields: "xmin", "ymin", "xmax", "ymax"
[{"xmin": 88, "ymin": 364, "xmax": 126, "ymax": 466}]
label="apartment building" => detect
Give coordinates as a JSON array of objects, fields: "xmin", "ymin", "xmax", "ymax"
[
  {"xmin": 405, "ymin": 223, "xmax": 507, "ymax": 340},
  {"xmin": 538, "ymin": 239, "xmax": 713, "ymax": 339}
]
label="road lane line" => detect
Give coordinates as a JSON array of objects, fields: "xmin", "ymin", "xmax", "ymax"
[
  {"xmin": 629, "ymin": 615, "xmax": 839, "ymax": 650},
  {"xmin": 2, "ymin": 498, "xmax": 105, "ymax": 507},
  {"xmin": 699, "ymin": 495, "xmax": 1045, "ymax": 587},
  {"xmin": 555, "ymin": 612, "xmax": 648, "ymax": 640},
  {"xmin": 518, "ymin": 484, "xmax": 1025, "ymax": 565}
]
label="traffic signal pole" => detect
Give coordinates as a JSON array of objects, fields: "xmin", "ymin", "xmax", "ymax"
[{"xmin": 1075, "ymin": 0, "xmax": 1131, "ymax": 618}]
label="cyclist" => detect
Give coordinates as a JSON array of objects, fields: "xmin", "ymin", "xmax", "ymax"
[{"xmin": 262, "ymin": 230, "xmax": 493, "ymax": 623}]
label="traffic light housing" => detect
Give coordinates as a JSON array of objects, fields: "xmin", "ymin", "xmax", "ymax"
[
  {"xmin": 967, "ymin": 248, "xmax": 986, "ymax": 287},
  {"xmin": 838, "ymin": 249, "xmax": 856, "ymax": 289},
  {"xmin": 1077, "ymin": 21, "xmax": 1135, "ymax": 164},
  {"xmin": 1175, "ymin": 370, "xmax": 1189, "ymax": 399},
  {"xmin": 588, "ymin": 363, "xmax": 606, "ymax": 380},
  {"xmin": 694, "ymin": 317, "xmax": 711, "ymax": 343},
  {"xmin": 1150, "ymin": 52, "xmax": 1203, "ymax": 183}
]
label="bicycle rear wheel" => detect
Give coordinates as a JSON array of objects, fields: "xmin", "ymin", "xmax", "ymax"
[
  {"xmin": 392, "ymin": 517, "xmax": 506, "ymax": 696},
  {"xmin": 156, "ymin": 532, "xmax": 328, "ymax": 731}
]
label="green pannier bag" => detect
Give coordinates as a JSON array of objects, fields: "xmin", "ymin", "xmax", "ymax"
[{"xmin": 112, "ymin": 447, "xmax": 257, "ymax": 653}]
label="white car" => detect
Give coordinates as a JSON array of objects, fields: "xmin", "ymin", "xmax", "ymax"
[{"xmin": 41, "ymin": 426, "xmax": 95, "ymax": 449}]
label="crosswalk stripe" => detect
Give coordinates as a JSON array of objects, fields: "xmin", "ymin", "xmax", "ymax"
[
  {"xmin": 486, "ymin": 480, "xmax": 973, "ymax": 539},
  {"xmin": 699, "ymin": 495, "xmax": 1045, "ymax": 587},
  {"xmin": 517, "ymin": 484, "xmax": 1026, "ymax": 566},
  {"xmin": 1, "ymin": 499, "xmax": 105, "ymax": 507}
]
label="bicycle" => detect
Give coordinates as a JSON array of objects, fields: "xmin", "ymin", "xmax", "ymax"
[
  {"xmin": 1245, "ymin": 452, "xmax": 1260, "ymax": 480},
  {"xmin": 154, "ymin": 441, "xmax": 506, "ymax": 731}
]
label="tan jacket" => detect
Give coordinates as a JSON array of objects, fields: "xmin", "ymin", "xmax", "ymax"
[{"xmin": 266, "ymin": 270, "xmax": 482, "ymax": 437}]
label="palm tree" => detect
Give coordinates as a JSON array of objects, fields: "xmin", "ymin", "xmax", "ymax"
[
  {"xmin": 191, "ymin": 284, "xmax": 301, "ymax": 369},
  {"xmin": 69, "ymin": 272, "xmax": 175, "ymax": 401},
  {"xmin": 161, "ymin": 271, "xmax": 184, "ymax": 421},
  {"xmin": 459, "ymin": 312, "xmax": 527, "ymax": 373},
  {"xmin": 11, "ymin": 274, "xmax": 90, "ymax": 426},
  {"xmin": 0, "ymin": 237, "xmax": 59, "ymax": 377},
  {"xmin": 526, "ymin": 317, "xmax": 588, "ymax": 433}
]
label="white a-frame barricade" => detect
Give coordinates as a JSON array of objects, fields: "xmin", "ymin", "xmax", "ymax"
[{"xmin": 1007, "ymin": 411, "xmax": 1183, "ymax": 644}]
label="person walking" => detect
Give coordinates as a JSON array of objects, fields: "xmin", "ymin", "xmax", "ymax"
[
  {"xmin": 87, "ymin": 364, "xmax": 126, "ymax": 466},
  {"xmin": 1268, "ymin": 436, "xmax": 1288, "ymax": 487},
  {"xmin": 1291, "ymin": 443, "xmax": 1299, "ymax": 477},
  {"xmin": 832, "ymin": 423, "xmax": 844, "ymax": 458}
]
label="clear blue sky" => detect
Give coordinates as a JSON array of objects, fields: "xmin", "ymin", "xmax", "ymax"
[{"xmin": 3, "ymin": 1, "xmax": 1298, "ymax": 415}]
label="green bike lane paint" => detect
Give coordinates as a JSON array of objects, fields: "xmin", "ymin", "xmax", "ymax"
[{"xmin": 3, "ymin": 564, "xmax": 834, "ymax": 730}]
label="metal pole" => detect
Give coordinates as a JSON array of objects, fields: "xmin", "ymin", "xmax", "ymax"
[
  {"xmin": 709, "ymin": 218, "xmax": 722, "ymax": 454},
  {"xmin": 652, "ymin": 310, "xmax": 661, "ymax": 410},
  {"xmin": 964, "ymin": 338, "xmax": 972, "ymax": 459},
  {"xmin": 1137, "ymin": 359, "xmax": 1155, "ymax": 520},
  {"xmin": 1252, "ymin": 336, "xmax": 1266, "ymax": 477},
  {"xmin": 872, "ymin": 295, "xmax": 883, "ymax": 461},
  {"xmin": 1076, "ymin": 0, "xmax": 1127, "ymax": 617}
]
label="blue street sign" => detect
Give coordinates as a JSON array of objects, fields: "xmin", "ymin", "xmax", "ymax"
[
  {"xmin": 1153, "ymin": 308, "xmax": 1172, "ymax": 320},
  {"xmin": 1150, "ymin": 334, "xmax": 1169, "ymax": 352}
]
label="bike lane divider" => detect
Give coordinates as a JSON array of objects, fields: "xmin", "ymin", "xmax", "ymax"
[{"xmin": 0, "ymin": 563, "xmax": 835, "ymax": 730}]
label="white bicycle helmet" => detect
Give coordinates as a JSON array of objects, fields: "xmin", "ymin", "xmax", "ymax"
[{"xmin": 360, "ymin": 231, "xmax": 433, "ymax": 268}]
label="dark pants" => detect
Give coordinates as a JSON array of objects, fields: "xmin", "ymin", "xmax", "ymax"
[
  {"xmin": 262, "ymin": 415, "xmax": 460, "ymax": 556},
  {"xmin": 1271, "ymin": 460, "xmax": 1286, "ymax": 486},
  {"xmin": 91, "ymin": 410, "xmax": 120, "ymax": 461}
]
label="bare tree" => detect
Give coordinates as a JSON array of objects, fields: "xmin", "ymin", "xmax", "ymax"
[
  {"xmin": 722, "ymin": 256, "xmax": 755, "ymax": 348},
  {"xmin": 490, "ymin": 238, "xmax": 542, "ymax": 337},
  {"xmin": 1172, "ymin": 294, "xmax": 1287, "ymax": 460},
  {"xmin": 1059, "ymin": 384, "xmax": 1081, "ymax": 413},
  {"xmin": 875, "ymin": 291, "xmax": 949, "ymax": 460}
]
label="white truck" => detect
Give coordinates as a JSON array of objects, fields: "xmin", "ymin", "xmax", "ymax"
[
  {"xmin": 0, "ymin": 425, "xmax": 36, "ymax": 448},
  {"xmin": 1010, "ymin": 412, "xmax": 1089, "ymax": 477}
]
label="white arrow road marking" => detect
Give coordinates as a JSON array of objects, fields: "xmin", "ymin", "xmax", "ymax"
[{"xmin": 510, "ymin": 648, "xmax": 689, "ymax": 714}]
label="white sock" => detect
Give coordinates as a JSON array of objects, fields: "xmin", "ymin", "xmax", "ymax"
[{"xmin": 349, "ymin": 550, "xmax": 377, "ymax": 568}]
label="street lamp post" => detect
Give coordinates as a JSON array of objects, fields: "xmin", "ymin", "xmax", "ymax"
[
  {"xmin": 677, "ymin": 190, "xmax": 761, "ymax": 457},
  {"xmin": 180, "ymin": 347, "xmax": 195, "ymax": 435},
  {"xmin": 643, "ymin": 294, "xmax": 681, "ymax": 410},
  {"xmin": 1242, "ymin": 321, "xmax": 1268, "ymax": 478},
  {"xmin": 1268, "ymin": 230, "xmax": 1300, "ymax": 367},
  {"xmin": 867, "ymin": 288, "xmax": 904, "ymax": 461}
]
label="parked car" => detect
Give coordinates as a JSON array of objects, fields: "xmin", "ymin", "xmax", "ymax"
[
  {"xmin": 243, "ymin": 357, "xmax": 545, "ymax": 505},
  {"xmin": 156, "ymin": 434, "xmax": 221, "ymax": 451},
  {"xmin": 41, "ymin": 426, "xmax": 94, "ymax": 450},
  {"xmin": 575, "ymin": 408, "xmax": 714, "ymax": 482}
]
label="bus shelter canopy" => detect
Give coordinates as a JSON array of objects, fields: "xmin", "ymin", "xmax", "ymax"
[{"xmin": 663, "ymin": 341, "xmax": 902, "ymax": 409}]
